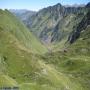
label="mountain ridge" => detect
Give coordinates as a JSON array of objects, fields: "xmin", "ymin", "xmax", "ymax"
[
  {"xmin": 17, "ymin": 3, "xmax": 87, "ymax": 47},
  {"xmin": 0, "ymin": 2, "xmax": 90, "ymax": 90}
]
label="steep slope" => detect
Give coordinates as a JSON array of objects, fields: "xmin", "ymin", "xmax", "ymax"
[
  {"xmin": 68, "ymin": 9, "xmax": 90, "ymax": 43},
  {"xmin": 0, "ymin": 9, "xmax": 58, "ymax": 89},
  {"xmin": 0, "ymin": 9, "xmax": 47, "ymax": 54},
  {"xmin": 86, "ymin": 2, "xmax": 90, "ymax": 8},
  {"xmin": 0, "ymin": 2, "xmax": 90, "ymax": 90},
  {"xmin": 0, "ymin": 24, "xmax": 85, "ymax": 90},
  {"xmin": 0, "ymin": 9, "xmax": 89, "ymax": 90},
  {"xmin": 20, "ymin": 9, "xmax": 90, "ymax": 90},
  {"xmin": 21, "ymin": 3, "xmax": 86, "ymax": 46},
  {"xmin": 0, "ymin": 75, "xmax": 18, "ymax": 87}
]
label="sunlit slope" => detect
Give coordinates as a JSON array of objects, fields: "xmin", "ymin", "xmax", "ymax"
[
  {"xmin": 0, "ymin": 9, "xmax": 47, "ymax": 54},
  {"xmin": 42, "ymin": 10, "xmax": 90, "ymax": 90},
  {"xmin": 0, "ymin": 26, "xmax": 86, "ymax": 90},
  {"xmin": 0, "ymin": 75, "xmax": 18, "ymax": 87},
  {"xmin": 0, "ymin": 6, "xmax": 90, "ymax": 90}
]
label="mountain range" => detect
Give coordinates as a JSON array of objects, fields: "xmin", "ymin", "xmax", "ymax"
[
  {"xmin": 0, "ymin": 2, "xmax": 90, "ymax": 90},
  {"xmin": 11, "ymin": 3, "xmax": 87, "ymax": 46},
  {"xmin": 10, "ymin": 9, "xmax": 36, "ymax": 22}
]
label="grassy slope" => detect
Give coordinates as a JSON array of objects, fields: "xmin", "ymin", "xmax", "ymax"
[
  {"xmin": 19, "ymin": 26, "xmax": 90, "ymax": 90},
  {"xmin": 0, "ymin": 30, "xmax": 84, "ymax": 90},
  {"xmin": 42, "ymin": 25, "xmax": 90, "ymax": 90},
  {"xmin": 0, "ymin": 10, "xmax": 48, "ymax": 88},
  {"xmin": 0, "ymin": 9, "xmax": 90, "ymax": 90},
  {"xmin": 0, "ymin": 75, "xmax": 18, "ymax": 87},
  {"xmin": 0, "ymin": 9, "xmax": 47, "ymax": 54},
  {"xmin": 0, "ymin": 9, "xmax": 80, "ymax": 90}
]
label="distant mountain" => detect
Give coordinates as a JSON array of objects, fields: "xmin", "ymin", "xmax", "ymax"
[
  {"xmin": 10, "ymin": 9, "xmax": 36, "ymax": 21},
  {"xmin": 10, "ymin": 9, "xmax": 29, "ymax": 14},
  {"xmin": 86, "ymin": 2, "xmax": 90, "ymax": 8},
  {"xmin": 20, "ymin": 3, "xmax": 86, "ymax": 46},
  {"xmin": 64, "ymin": 4, "xmax": 85, "ymax": 8}
]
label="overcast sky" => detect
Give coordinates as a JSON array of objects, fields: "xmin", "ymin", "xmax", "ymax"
[{"xmin": 0, "ymin": 0, "xmax": 89, "ymax": 11}]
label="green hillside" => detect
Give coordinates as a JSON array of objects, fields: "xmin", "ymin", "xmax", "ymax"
[
  {"xmin": 0, "ymin": 9, "xmax": 48, "ymax": 88},
  {"xmin": 0, "ymin": 28, "xmax": 84, "ymax": 90},
  {"xmin": 42, "ymin": 10, "xmax": 90, "ymax": 90},
  {"xmin": 0, "ymin": 9, "xmax": 81, "ymax": 90},
  {"xmin": 0, "ymin": 3, "xmax": 90, "ymax": 90},
  {"xmin": 0, "ymin": 75, "xmax": 18, "ymax": 87},
  {"xmin": 0, "ymin": 9, "xmax": 47, "ymax": 54}
]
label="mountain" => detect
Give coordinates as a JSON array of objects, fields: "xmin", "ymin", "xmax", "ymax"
[
  {"xmin": 0, "ymin": 9, "xmax": 85, "ymax": 90},
  {"xmin": 0, "ymin": 9, "xmax": 51, "ymax": 89},
  {"xmin": 0, "ymin": 2, "xmax": 90, "ymax": 90},
  {"xmin": 42, "ymin": 8, "xmax": 90, "ymax": 90},
  {"xmin": 10, "ymin": 9, "xmax": 36, "ymax": 22},
  {"xmin": 86, "ymin": 2, "xmax": 90, "ymax": 8},
  {"xmin": 64, "ymin": 4, "xmax": 85, "ymax": 8},
  {"xmin": 17, "ymin": 3, "xmax": 86, "ymax": 47},
  {"xmin": 68, "ymin": 9, "xmax": 90, "ymax": 43}
]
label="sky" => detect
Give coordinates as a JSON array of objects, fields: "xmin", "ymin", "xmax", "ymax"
[{"xmin": 0, "ymin": 0, "xmax": 89, "ymax": 11}]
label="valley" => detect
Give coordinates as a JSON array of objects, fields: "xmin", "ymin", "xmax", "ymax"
[{"xmin": 0, "ymin": 2, "xmax": 90, "ymax": 90}]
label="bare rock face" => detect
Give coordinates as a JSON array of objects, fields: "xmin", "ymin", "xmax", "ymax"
[
  {"xmin": 68, "ymin": 10, "xmax": 90, "ymax": 44},
  {"xmin": 10, "ymin": 3, "xmax": 89, "ymax": 45}
]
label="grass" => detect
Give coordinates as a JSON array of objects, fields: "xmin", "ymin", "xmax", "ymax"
[
  {"xmin": 0, "ymin": 9, "xmax": 48, "ymax": 54},
  {"xmin": 0, "ymin": 9, "xmax": 90, "ymax": 90},
  {"xmin": 19, "ymin": 59, "xmax": 86, "ymax": 90},
  {"xmin": 0, "ymin": 74, "xmax": 18, "ymax": 87},
  {"xmin": 42, "ymin": 26, "xmax": 90, "ymax": 90}
]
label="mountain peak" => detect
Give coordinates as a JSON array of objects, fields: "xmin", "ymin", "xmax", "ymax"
[
  {"xmin": 54, "ymin": 3, "xmax": 62, "ymax": 7},
  {"xmin": 86, "ymin": 2, "xmax": 90, "ymax": 8},
  {"xmin": 56, "ymin": 3, "xmax": 62, "ymax": 6}
]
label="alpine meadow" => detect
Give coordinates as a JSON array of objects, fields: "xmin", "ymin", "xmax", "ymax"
[{"xmin": 0, "ymin": 0, "xmax": 90, "ymax": 90}]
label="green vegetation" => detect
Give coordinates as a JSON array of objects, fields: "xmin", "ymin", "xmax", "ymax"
[
  {"xmin": 0, "ymin": 9, "xmax": 47, "ymax": 54},
  {"xmin": 42, "ymin": 25, "xmax": 90, "ymax": 90},
  {"xmin": 0, "ymin": 9, "xmax": 48, "ymax": 88},
  {"xmin": 0, "ymin": 4, "xmax": 90, "ymax": 90},
  {"xmin": 0, "ymin": 75, "xmax": 18, "ymax": 87}
]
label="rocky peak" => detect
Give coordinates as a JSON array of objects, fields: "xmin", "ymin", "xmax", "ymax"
[{"xmin": 86, "ymin": 2, "xmax": 90, "ymax": 8}]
